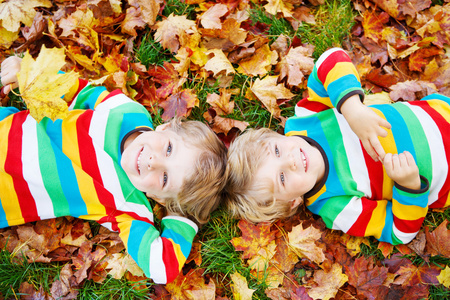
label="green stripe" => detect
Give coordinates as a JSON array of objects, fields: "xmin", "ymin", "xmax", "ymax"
[
  {"xmin": 37, "ymin": 123, "xmax": 70, "ymax": 217},
  {"xmin": 319, "ymin": 195, "xmax": 353, "ymax": 228},
  {"xmin": 393, "ymin": 104, "xmax": 432, "ymax": 181}
]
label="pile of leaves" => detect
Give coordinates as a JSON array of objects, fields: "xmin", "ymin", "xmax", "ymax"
[{"xmin": 0, "ymin": 0, "xmax": 449, "ymax": 299}]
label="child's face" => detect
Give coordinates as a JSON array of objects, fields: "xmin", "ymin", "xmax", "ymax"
[
  {"xmin": 121, "ymin": 125, "xmax": 201, "ymax": 202},
  {"xmin": 255, "ymin": 134, "xmax": 325, "ymax": 208}
]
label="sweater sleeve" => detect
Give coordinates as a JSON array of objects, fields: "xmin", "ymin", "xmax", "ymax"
[
  {"xmin": 295, "ymin": 48, "xmax": 365, "ymax": 117},
  {"xmin": 314, "ymin": 177, "xmax": 430, "ymax": 245},
  {"xmin": 117, "ymin": 216, "xmax": 198, "ymax": 284}
]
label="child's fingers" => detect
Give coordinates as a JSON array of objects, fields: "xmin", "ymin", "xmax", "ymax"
[
  {"xmin": 362, "ymin": 139, "xmax": 378, "ymax": 161},
  {"xmin": 383, "ymin": 153, "xmax": 393, "ymax": 171}
]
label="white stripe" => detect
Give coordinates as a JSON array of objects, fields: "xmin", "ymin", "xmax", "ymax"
[
  {"xmin": 68, "ymin": 83, "xmax": 92, "ymax": 110},
  {"xmin": 149, "ymin": 237, "xmax": 167, "ymax": 284},
  {"xmin": 295, "ymin": 105, "xmax": 317, "ymax": 117},
  {"xmin": 335, "ymin": 111, "xmax": 372, "ymax": 197},
  {"xmin": 315, "ymin": 48, "xmax": 346, "ymax": 69},
  {"xmin": 332, "ymin": 196, "xmax": 363, "ymax": 231},
  {"xmin": 95, "ymin": 93, "xmax": 135, "ymax": 112},
  {"xmin": 21, "ymin": 117, "xmax": 55, "ymax": 219},
  {"xmin": 406, "ymin": 103, "xmax": 447, "ymax": 205},
  {"xmin": 393, "ymin": 223, "xmax": 418, "ymax": 244}
]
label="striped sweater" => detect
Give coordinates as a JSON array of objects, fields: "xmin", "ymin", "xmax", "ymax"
[
  {"xmin": 0, "ymin": 78, "xmax": 197, "ymax": 283},
  {"xmin": 285, "ymin": 48, "xmax": 450, "ymax": 244}
]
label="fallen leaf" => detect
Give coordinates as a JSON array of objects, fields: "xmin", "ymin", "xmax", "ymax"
[
  {"xmin": 308, "ymin": 263, "xmax": 348, "ymax": 300},
  {"xmin": 0, "ymin": 0, "xmax": 52, "ymax": 32},
  {"xmin": 389, "ymin": 80, "xmax": 437, "ymax": 101},
  {"xmin": 205, "ymin": 49, "xmax": 235, "ymax": 77},
  {"xmin": 148, "ymin": 61, "xmax": 184, "ymax": 99},
  {"xmin": 154, "ymin": 13, "xmax": 197, "ymax": 53},
  {"xmin": 288, "ymin": 223, "xmax": 326, "ymax": 265},
  {"xmin": 437, "ymin": 266, "xmax": 450, "ymax": 288},
  {"xmin": 231, "ymin": 272, "xmax": 255, "ymax": 300},
  {"xmin": 425, "ymin": 220, "xmax": 450, "ymax": 258},
  {"xmin": 106, "ymin": 252, "xmax": 144, "ymax": 279},
  {"xmin": 264, "ymin": 0, "xmax": 294, "ymax": 18},
  {"xmin": 237, "ymin": 44, "xmax": 278, "ymax": 76},
  {"xmin": 362, "ymin": 10, "xmax": 390, "ymax": 43},
  {"xmin": 159, "ymin": 89, "xmax": 199, "ymax": 121},
  {"xmin": 230, "ymin": 220, "xmax": 276, "ymax": 259},
  {"xmin": 200, "ymin": 3, "xmax": 228, "ymax": 29},
  {"xmin": 276, "ymin": 46, "xmax": 314, "ymax": 87}
]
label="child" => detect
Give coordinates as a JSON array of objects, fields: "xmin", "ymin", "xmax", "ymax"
[
  {"xmin": 225, "ymin": 48, "xmax": 450, "ymax": 245},
  {"xmin": 0, "ymin": 56, "xmax": 227, "ymax": 283}
]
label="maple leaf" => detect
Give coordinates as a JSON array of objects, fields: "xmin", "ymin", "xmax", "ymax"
[
  {"xmin": 206, "ymin": 89, "xmax": 234, "ymax": 116},
  {"xmin": 166, "ymin": 268, "xmax": 216, "ymax": 300},
  {"xmin": 106, "ymin": 252, "xmax": 144, "ymax": 279},
  {"xmin": 16, "ymin": 46, "xmax": 79, "ymax": 121},
  {"xmin": 0, "ymin": 0, "xmax": 51, "ymax": 33},
  {"xmin": 276, "ymin": 46, "xmax": 314, "ymax": 87},
  {"xmin": 159, "ymin": 89, "xmax": 199, "ymax": 121},
  {"xmin": 393, "ymin": 264, "xmax": 440, "ymax": 286},
  {"xmin": 264, "ymin": 0, "xmax": 294, "ymax": 18},
  {"xmin": 345, "ymin": 256, "xmax": 390, "ymax": 299},
  {"xmin": 341, "ymin": 234, "xmax": 370, "ymax": 257},
  {"xmin": 288, "ymin": 223, "xmax": 326, "ymax": 265},
  {"xmin": 437, "ymin": 266, "xmax": 450, "ymax": 288},
  {"xmin": 371, "ymin": 0, "xmax": 431, "ymax": 20},
  {"xmin": 377, "ymin": 241, "xmax": 394, "ymax": 258},
  {"xmin": 154, "ymin": 13, "xmax": 197, "ymax": 53},
  {"xmin": 230, "ymin": 272, "xmax": 255, "ymax": 300},
  {"xmin": 362, "ymin": 10, "xmax": 390, "ymax": 43},
  {"xmin": 251, "ymin": 75, "xmax": 294, "ymax": 119},
  {"xmin": 204, "ymin": 49, "xmax": 235, "ymax": 77},
  {"xmin": 272, "ymin": 237, "xmax": 299, "ymax": 273},
  {"xmin": 408, "ymin": 47, "xmax": 444, "ymax": 72},
  {"xmin": 247, "ymin": 241, "xmax": 277, "ymax": 272},
  {"xmin": 121, "ymin": 6, "xmax": 147, "ymax": 36},
  {"xmin": 425, "ymin": 220, "xmax": 450, "ymax": 258},
  {"xmin": 205, "ymin": 114, "xmax": 249, "ymax": 135},
  {"xmin": 129, "ymin": 0, "xmax": 160, "ymax": 26},
  {"xmin": 148, "ymin": 61, "xmax": 184, "ymax": 99},
  {"xmin": 230, "ymin": 220, "xmax": 276, "ymax": 259},
  {"xmin": 0, "ymin": 26, "xmax": 19, "ymax": 49},
  {"xmin": 237, "ymin": 44, "xmax": 278, "ymax": 76},
  {"xmin": 308, "ymin": 263, "xmax": 348, "ymax": 300},
  {"xmin": 200, "ymin": 3, "xmax": 228, "ymax": 29}
]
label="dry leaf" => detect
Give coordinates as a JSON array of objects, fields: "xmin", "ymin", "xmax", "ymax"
[{"xmin": 231, "ymin": 272, "xmax": 255, "ymax": 300}]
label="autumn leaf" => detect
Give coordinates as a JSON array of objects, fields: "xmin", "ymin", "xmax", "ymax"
[
  {"xmin": 166, "ymin": 268, "xmax": 216, "ymax": 300},
  {"xmin": 362, "ymin": 10, "xmax": 390, "ymax": 43},
  {"xmin": 159, "ymin": 89, "xmax": 199, "ymax": 121},
  {"xmin": 204, "ymin": 49, "xmax": 235, "ymax": 77},
  {"xmin": 15, "ymin": 46, "xmax": 78, "ymax": 121},
  {"xmin": 425, "ymin": 220, "xmax": 450, "ymax": 258},
  {"xmin": 206, "ymin": 89, "xmax": 234, "ymax": 115},
  {"xmin": 251, "ymin": 75, "xmax": 295, "ymax": 119},
  {"xmin": 276, "ymin": 46, "xmax": 314, "ymax": 87},
  {"xmin": 437, "ymin": 266, "xmax": 450, "ymax": 288},
  {"xmin": 371, "ymin": 0, "xmax": 431, "ymax": 20},
  {"xmin": 230, "ymin": 272, "xmax": 255, "ymax": 300},
  {"xmin": 308, "ymin": 263, "xmax": 348, "ymax": 300},
  {"xmin": 264, "ymin": 0, "xmax": 294, "ymax": 18},
  {"xmin": 230, "ymin": 220, "xmax": 276, "ymax": 259},
  {"xmin": 154, "ymin": 13, "xmax": 197, "ymax": 53},
  {"xmin": 148, "ymin": 61, "xmax": 185, "ymax": 99},
  {"xmin": 0, "ymin": 0, "xmax": 52, "ymax": 33},
  {"xmin": 106, "ymin": 252, "xmax": 144, "ymax": 279},
  {"xmin": 389, "ymin": 80, "xmax": 438, "ymax": 102},
  {"xmin": 200, "ymin": 3, "xmax": 228, "ymax": 29},
  {"xmin": 288, "ymin": 223, "xmax": 326, "ymax": 265},
  {"xmin": 237, "ymin": 44, "xmax": 278, "ymax": 76}
]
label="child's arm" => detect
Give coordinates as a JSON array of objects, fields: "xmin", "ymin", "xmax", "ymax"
[
  {"xmin": 340, "ymin": 95, "xmax": 391, "ymax": 161},
  {"xmin": 382, "ymin": 151, "xmax": 421, "ymax": 190}
]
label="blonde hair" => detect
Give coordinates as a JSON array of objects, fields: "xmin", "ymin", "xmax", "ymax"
[
  {"xmin": 224, "ymin": 128, "xmax": 298, "ymax": 223},
  {"xmin": 163, "ymin": 118, "xmax": 227, "ymax": 224}
]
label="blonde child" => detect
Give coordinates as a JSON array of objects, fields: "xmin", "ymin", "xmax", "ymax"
[
  {"xmin": 225, "ymin": 48, "xmax": 450, "ymax": 245},
  {"xmin": 0, "ymin": 56, "xmax": 227, "ymax": 283}
]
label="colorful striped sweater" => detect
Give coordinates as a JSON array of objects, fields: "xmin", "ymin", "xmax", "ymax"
[
  {"xmin": 285, "ymin": 48, "xmax": 450, "ymax": 245},
  {"xmin": 0, "ymin": 78, "xmax": 197, "ymax": 283}
]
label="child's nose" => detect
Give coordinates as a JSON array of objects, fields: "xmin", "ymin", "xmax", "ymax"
[{"xmin": 147, "ymin": 155, "xmax": 162, "ymax": 170}]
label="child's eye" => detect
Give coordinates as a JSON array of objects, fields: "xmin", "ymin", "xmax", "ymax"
[
  {"xmin": 163, "ymin": 172, "xmax": 168, "ymax": 187},
  {"xmin": 166, "ymin": 142, "xmax": 172, "ymax": 156},
  {"xmin": 275, "ymin": 145, "xmax": 280, "ymax": 157},
  {"xmin": 280, "ymin": 172, "xmax": 285, "ymax": 185}
]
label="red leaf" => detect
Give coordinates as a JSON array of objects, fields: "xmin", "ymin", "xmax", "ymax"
[{"xmin": 159, "ymin": 89, "xmax": 199, "ymax": 121}]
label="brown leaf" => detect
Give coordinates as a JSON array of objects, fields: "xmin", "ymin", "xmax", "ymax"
[
  {"xmin": 389, "ymin": 80, "xmax": 437, "ymax": 101},
  {"xmin": 393, "ymin": 264, "xmax": 440, "ymax": 286},
  {"xmin": 308, "ymin": 263, "xmax": 348, "ymax": 300},
  {"xmin": 371, "ymin": 0, "xmax": 431, "ymax": 20},
  {"xmin": 148, "ymin": 61, "xmax": 183, "ymax": 99},
  {"xmin": 345, "ymin": 256, "xmax": 389, "ymax": 300},
  {"xmin": 154, "ymin": 14, "xmax": 197, "ymax": 53},
  {"xmin": 165, "ymin": 268, "xmax": 216, "ymax": 300},
  {"xmin": 200, "ymin": 3, "xmax": 228, "ymax": 29},
  {"xmin": 206, "ymin": 89, "xmax": 234, "ymax": 115},
  {"xmin": 121, "ymin": 6, "xmax": 147, "ymax": 37},
  {"xmin": 409, "ymin": 47, "xmax": 444, "ymax": 72},
  {"xmin": 276, "ymin": 46, "xmax": 314, "ymax": 87},
  {"xmin": 159, "ymin": 89, "xmax": 199, "ymax": 121},
  {"xmin": 425, "ymin": 220, "xmax": 450, "ymax": 258}
]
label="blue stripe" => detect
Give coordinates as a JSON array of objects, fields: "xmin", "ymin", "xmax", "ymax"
[
  {"xmin": 127, "ymin": 220, "xmax": 149, "ymax": 260},
  {"xmin": 161, "ymin": 229, "xmax": 190, "ymax": 259},
  {"xmin": 44, "ymin": 119, "xmax": 87, "ymax": 217},
  {"xmin": 0, "ymin": 198, "xmax": 7, "ymax": 228},
  {"xmin": 308, "ymin": 72, "xmax": 329, "ymax": 98},
  {"xmin": 327, "ymin": 74, "xmax": 361, "ymax": 107},
  {"xmin": 0, "ymin": 107, "xmax": 19, "ymax": 121},
  {"xmin": 75, "ymin": 85, "xmax": 107, "ymax": 109},
  {"xmin": 421, "ymin": 93, "xmax": 450, "ymax": 104},
  {"xmin": 380, "ymin": 202, "xmax": 394, "ymax": 243}
]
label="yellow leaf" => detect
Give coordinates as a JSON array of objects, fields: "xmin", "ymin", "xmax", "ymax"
[
  {"xmin": 288, "ymin": 223, "xmax": 326, "ymax": 265},
  {"xmin": 230, "ymin": 272, "xmax": 255, "ymax": 300},
  {"xmin": 308, "ymin": 263, "xmax": 348, "ymax": 300},
  {"xmin": 0, "ymin": 0, "xmax": 51, "ymax": 32},
  {"xmin": 106, "ymin": 253, "xmax": 144, "ymax": 279},
  {"xmin": 264, "ymin": 0, "xmax": 294, "ymax": 18},
  {"xmin": 438, "ymin": 266, "xmax": 450, "ymax": 288},
  {"xmin": 237, "ymin": 44, "xmax": 278, "ymax": 76},
  {"xmin": 205, "ymin": 49, "xmax": 235, "ymax": 77},
  {"xmin": 0, "ymin": 27, "xmax": 19, "ymax": 49},
  {"xmin": 364, "ymin": 92, "xmax": 393, "ymax": 106},
  {"xmin": 154, "ymin": 13, "xmax": 197, "ymax": 53},
  {"xmin": 17, "ymin": 46, "xmax": 79, "ymax": 121}
]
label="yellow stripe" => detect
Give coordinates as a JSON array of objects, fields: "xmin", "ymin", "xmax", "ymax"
[
  {"xmin": 94, "ymin": 91, "xmax": 109, "ymax": 108},
  {"xmin": 286, "ymin": 130, "xmax": 307, "ymax": 137},
  {"xmin": 168, "ymin": 238, "xmax": 186, "ymax": 264},
  {"xmin": 427, "ymin": 100, "xmax": 450, "ymax": 123},
  {"xmin": 364, "ymin": 201, "xmax": 387, "ymax": 239},
  {"xmin": 307, "ymin": 88, "xmax": 333, "ymax": 108},
  {"xmin": 323, "ymin": 61, "xmax": 360, "ymax": 90},
  {"xmin": 0, "ymin": 117, "xmax": 24, "ymax": 224},
  {"xmin": 306, "ymin": 185, "xmax": 326, "ymax": 206},
  {"xmin": 61, "ymin": 112, "xmax": 106, "ymax": 216},
  {"xmin": 392, "ymin": 199, "xmax": 428, "ymax": 220}
]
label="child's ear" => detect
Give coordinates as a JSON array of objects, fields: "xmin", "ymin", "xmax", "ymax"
[
  {"xmin": 155, "ymin": 123, "xmax": 171, "ymax": 132},
  {"xmin": 290, "ymin": 197, "xmax": 303, "ymax": 210}
]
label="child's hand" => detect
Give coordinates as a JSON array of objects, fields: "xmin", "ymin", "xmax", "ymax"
[
  {"xmin": 383, "ymin": 151, "xmax": 421, "ymax": 190},
  {"xmin": 341, "ymin": 95, "xmax": 391, "ymax": 161},
  {"xmin": 1, "ymin": 56, "xmax": 22, "ymax": 95}
]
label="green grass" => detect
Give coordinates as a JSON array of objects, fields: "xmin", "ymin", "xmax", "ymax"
[
  {"xmin": 0, "ymin": 249, "xmax": 61, "ymax": 298},
  {"xmin": 134, "ymin": 32, "xmax": 174, "ymax": 68},
  {"xmin": 77, "ymin": 277, "xmax": 151, "ymax": 300},
  {"xmin": 161, "ymin": 0, "xmax": 197, "ymax": 19}
]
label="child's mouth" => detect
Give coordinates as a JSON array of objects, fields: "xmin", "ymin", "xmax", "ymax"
[
  {"xmin": 137, "ymin": 148, "xmax": 143, "ymax": 174},
  {"xmin": 300, "ymin": 148, "xmax": 308, "ymax": 172}
]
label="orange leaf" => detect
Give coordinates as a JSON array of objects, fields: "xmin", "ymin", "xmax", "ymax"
[
  {"xmin": 159, "ymin": 89, "xmax": 199, "ymax": 121},
  {"xmin": 288, "ymin": 223, "xmax": 326, "ymax": 265},
  {"xmin": 230, "ymin": 220, "xmax": 276, "ymax": 259},
  {"xmin": 154, "ymin": 14, "xmax": 197, "ymax": 53},
  {"xmin": 425, "ymin": 220, "xmax": 450, "ymax": 258},
  {"xmin": 308, "ymin": 263, "xmax": 348, "ymax": 300},
  {"xmin": 362, "ymin": 10, "xmax": 390, "ymax": 43},
  {"xmin": 377, "ymin": 241, "xmax": 394, "ymax": 258},
  {"xmin": 237, "ymin": 44, "xmax": 278, "ymax": 76},
  {"xmin": 166, "ymin": 268, "xmax": 216, "ymax": 300},
  {"xmin": 148, "ymin": 61, "xmax": 183, "ymax": 99}
]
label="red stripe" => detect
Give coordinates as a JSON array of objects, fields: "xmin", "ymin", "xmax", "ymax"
[
  {"xmin": 346, "ymin": 197, "xmax": 377, "ymax": 236},
  {"xmin": 409, "ymin": 101, "xmax": 450, "ymax": 208},
  {"xmin": 361, "ymin": 141, "xmax": 385, "ymax": 200},
  {"xmin": 67, "ymin": 78, "xmax": 89, "ymax": 106},
  {"xmin": 393, "ymin": 216, "xmax": 425, "ymax": 233},
  {"xmin": 317, "ymin": 50, "xmax": 351, "ymax": 83},
  {"xmin": 297, "ymin": 98, "xmax": 330, "ymax": 113},
  {"xmin": 102, "ymin": 89, "xmax": 122, "ymax": 102},
  {"xmin": 161, "ymin": 238, "xmax": 179, "ymax": 283},
  {"xmin": 4, "ymin": 113, "xmax": 39, "ymax": 223},
  {"xmin": 76, "ymin": 111, "xmax": 120, "ymax": 231}
]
